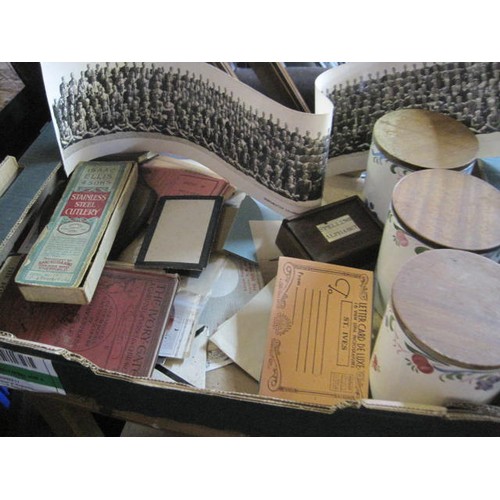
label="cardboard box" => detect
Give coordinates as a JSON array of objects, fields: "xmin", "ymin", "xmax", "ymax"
[
  {"xmin": 15, "ymin": 160, "xmax": 138, "ymax": 305},
  {"xmin": 2, "ymin": 329, "xmax": 500, "ymax": 436},
  {"xmin": 1, "ymin": 128, "xmax": 500, "ymax": 437}
]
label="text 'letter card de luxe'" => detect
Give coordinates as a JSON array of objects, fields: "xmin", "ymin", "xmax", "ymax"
[{"xmin": 259, "ymin": 256, "xmax": 373, "ymax": 406}]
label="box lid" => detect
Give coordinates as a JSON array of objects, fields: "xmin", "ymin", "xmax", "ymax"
[
  {"xmin": 280, "ymin": 196, "xmax": 383, "ymax": 268},
  {"xmin": 373, "ymin": 109, "xmax": 478, "ymax": 170},
  {"xmin": 392, "ymin": 169, "xmax": 500, "ymax": 252},
  {"xmin": 392, "ymin": 249, "xmax": 500, "ymax": 369}
]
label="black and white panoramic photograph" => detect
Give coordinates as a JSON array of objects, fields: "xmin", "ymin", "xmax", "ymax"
[
  {"xmin": 43, "ymin": 62, "xmax": 333, "ymax": 216},
  {"xmin": 323, "ymin": 62, "xmax": 500, "ymax": 158}
]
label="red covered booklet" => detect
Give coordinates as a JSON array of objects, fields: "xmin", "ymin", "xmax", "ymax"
[{"xmin": 0, "ymin": 264, "xmax": 178, "ymax": 377}]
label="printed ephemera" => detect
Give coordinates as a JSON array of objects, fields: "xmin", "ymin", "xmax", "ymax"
[
  {"xmin": 259, "ymin": 256, "xmax": 373, "ymax": 406},
  {"xmin": 1, "ymin": 264, "xmax": 178, "ymax": 377},
  {"xmin": 15, "ymin": 160, "xmax": 137, "ymax": 304}
]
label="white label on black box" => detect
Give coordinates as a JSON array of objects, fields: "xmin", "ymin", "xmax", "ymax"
[
  {"xmin": 0, "ymin": 347, "xmax": 66, "ymax": 394},
  {"xmin": 317, "ymin": 215, "xmax": 361, "ymax": 243}
]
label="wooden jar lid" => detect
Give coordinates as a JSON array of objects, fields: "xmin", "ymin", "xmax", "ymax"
[
  {"xmin": 392, "ymin": 249, "xmax": 500, "ymax": 369},
  {"xmin": 392, "ymin": 169, "xmax": 500, "ymax": 252},
  {"xmin": 373, "ymin": 109, "xmax": 479, "ymax": 170}
]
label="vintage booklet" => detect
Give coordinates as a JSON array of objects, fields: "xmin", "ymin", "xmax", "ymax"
[
  {"xmin": 259, "ymin": 256, "xmax": 373, "ymax": 406},
  {"xmin": 0, "ymin": 124, "xmax": 62, "ymax": 268},
  {"xmin": 0, "ymin": 263, "xmax": 179, "ymax": 377},
  {"xmin": 141, "ymin": 154, "xmax": 235, "ymax": 200},
  {"xmin": 15, "ymin": 160, "xmax": 138, "ymax": 304}
]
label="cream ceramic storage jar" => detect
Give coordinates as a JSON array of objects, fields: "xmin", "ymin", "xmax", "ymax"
[
  {"xmin": 374, "ymin": 169, "xmax": 500, "ymax": 315},
  {"xmin": 363, "ymin": 109, "xmax": 479, "ymax": 223},
  {"xmin": 370, "ymin": 249, "xmax": 500, "ymax": 406}
]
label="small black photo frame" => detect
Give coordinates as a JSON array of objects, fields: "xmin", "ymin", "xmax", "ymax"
[{"xmin": 136, "ymin": 195, "xmax": 223, "ymax": 275}]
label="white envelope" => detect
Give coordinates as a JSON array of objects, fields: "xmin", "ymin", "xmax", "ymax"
[{"xmin": 209, "ymin": 279, "xmax": 275, "ymax": 382}]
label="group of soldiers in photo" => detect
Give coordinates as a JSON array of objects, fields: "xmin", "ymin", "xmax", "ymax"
[
  {"xmin": 327, "ymin": 62, "xmax": 500, "ymax": 157},
  {"xmin": 51, "ymin": 61, "xmax": 499, "ymax": 201},
  {"xmin": 52, "ymin": 62, "xmax": 330, "ymax": 203}
]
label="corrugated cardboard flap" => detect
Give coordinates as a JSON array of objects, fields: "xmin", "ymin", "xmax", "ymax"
[
  {"xmin": 2, "ymin": 331, "xmax": 500, "ymax": 428},
  {"xmin": 0, "ymin": 331, "xmax": 358, "ymax": 415}
]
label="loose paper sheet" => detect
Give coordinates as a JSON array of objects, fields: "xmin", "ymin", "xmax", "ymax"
[
  {"xmin": 223, "ymin": 195, "xmax": 283, "ymax": 262},
  {"xmin": 249, "ymin": 220, "xmax": 283, "ymax": 285},
  {"xmin": 206, "ymin": 341, "xmax": 233, "ymax": 372},
  {"xmin": 159, "ymin": 327, "xmax": 209, "ymax": 389},
  {"xmin": 210, "ymin": 279, "xmax": 275, "ymax": 381},
  {"xmin": 159, "ymin": 290, "xmax": 202, "ymax": 359},
  {"xmin": 197, "ymin": 253, "xmax": 264, "ymax": 334}
]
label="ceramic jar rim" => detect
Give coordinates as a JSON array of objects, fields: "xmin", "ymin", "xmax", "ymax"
[
  {"xmin": 390, "ymin": 201, "xmax": 500, "ymax": 255},
  {"xmin": 373, "ymin": 137, "xmax": 475, "ymax": 173},
  {"xmin": 372, "ymin": 109, "xmax": 478, "ymax": 171},
  {"xmin": 389, "ymin": 249, "xmax": 500, "ymax": 371},
  {"xmin": 390, "ymin": 295, "xmax": 500, "ymax": 371}
]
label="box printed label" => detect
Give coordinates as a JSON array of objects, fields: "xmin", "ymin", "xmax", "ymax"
[
  {"xmin": 317, "ymin": 214, "xmax": 361, "ymax": 243},
  {"xmin": 0, "ymin": 347, "xmax": 66, "ymax": 394},
  {"xmin": 15, "ymin": 161, "xmax": 133, "ymax": 288},
  {"xmin": 61, "ymin": 190, "xmax": 110, "ymax": 219}
]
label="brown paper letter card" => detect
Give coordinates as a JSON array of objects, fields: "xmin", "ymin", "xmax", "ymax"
[{"xmin": 259, "ymin": 256, "xmax": 373, "ymax": 406}]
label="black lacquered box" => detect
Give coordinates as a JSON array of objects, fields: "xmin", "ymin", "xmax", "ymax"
[{"xmin": 276, "ymin": 195, "xmax": 383, "ymax": 270}]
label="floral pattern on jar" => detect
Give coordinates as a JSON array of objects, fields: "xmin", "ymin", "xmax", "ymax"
[
  {"xmin": 363, "ymin": 141, "xmax": 476, "ymax": 226},
  {"xmin": 363, "ymin": 143, "xmax": 412, "ymax": 224},
  {"xmin": 370, "ymin": 303, "xmax": 500, "ymax": 405},
  {"xmin": 374, "ymin": 208, "xmax": 431, "ymax": 315}
]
